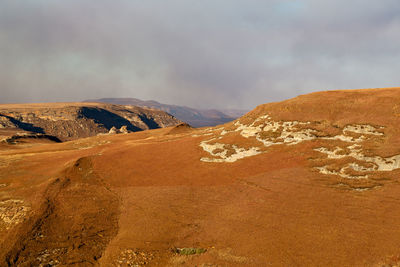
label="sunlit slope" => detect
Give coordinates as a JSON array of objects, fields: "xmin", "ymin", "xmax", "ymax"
[{"xmin": 1, "ymin": 88, "xmax": 400, "ymax": 266}]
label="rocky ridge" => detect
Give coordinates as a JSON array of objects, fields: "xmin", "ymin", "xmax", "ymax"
[{"xmin": 0, "ymin": 102, "xmax": 181, "ymax": 141}]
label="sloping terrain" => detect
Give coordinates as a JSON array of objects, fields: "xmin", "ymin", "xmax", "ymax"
[
  {"xmin": 85, "ymin": 98, "xmax": 248, "ymax": 127},
  {"xmin": 0, "ymin": 102, "xmax": 181, "ymax": 141},
  {"xmin": 1, "ymin": 88, "xmax": 400, "ymax": 266}
]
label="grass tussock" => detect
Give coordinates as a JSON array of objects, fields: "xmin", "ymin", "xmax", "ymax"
[{"xmin": 173, "ymin": 247, "xmax": 207, "ymax": 255}]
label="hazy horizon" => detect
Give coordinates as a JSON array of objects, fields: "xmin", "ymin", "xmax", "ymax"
[{"xmin": 1, "ymin": 1, "xmax": 399, "ymax": 109}]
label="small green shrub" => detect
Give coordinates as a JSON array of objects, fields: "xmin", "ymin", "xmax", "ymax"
[{"xmin": 174, "ymin": 247, "xmax": 207, "ymax": 255}]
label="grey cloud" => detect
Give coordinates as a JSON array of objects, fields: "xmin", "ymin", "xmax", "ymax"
[{"xmin": 0, "ymin": 0, "xmax": 399, "ymax": 109}]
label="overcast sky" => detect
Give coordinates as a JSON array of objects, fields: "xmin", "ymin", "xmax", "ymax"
[{"xmin": 0, "ymin": 0, "xmax": 399, "ymax": 109}]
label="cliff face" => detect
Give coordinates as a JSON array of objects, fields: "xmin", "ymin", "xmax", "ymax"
[{"xmin": 0, "ymin": 102, "xmax": 181, "ymax": 141}]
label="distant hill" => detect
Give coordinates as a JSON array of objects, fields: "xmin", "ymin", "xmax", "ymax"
[
  {"xmin": 84, "ymin": 98, "xmax": 248, "ymax": 127},
  {"xmin": 0, "ymin": 102, "xmax": 181, "ymax": 141}
]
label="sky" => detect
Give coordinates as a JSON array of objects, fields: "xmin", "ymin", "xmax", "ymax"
[{"xmin": 0, "ymin": 0, "xmax": 399, "ymax": 109}]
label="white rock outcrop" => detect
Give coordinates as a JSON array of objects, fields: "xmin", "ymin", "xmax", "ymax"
[{"xmin": 199, "ymin": 113, "xmax": 400, "ymax": 183}]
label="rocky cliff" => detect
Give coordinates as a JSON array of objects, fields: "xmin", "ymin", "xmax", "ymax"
[{"xmin": 0, "ymin": 102, "xmax": 181, "ymax": 141}]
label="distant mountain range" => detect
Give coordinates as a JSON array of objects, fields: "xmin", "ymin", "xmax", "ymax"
[{"xmin": 84, "ymin": 98, "xmax": 248, "ymax": 127}]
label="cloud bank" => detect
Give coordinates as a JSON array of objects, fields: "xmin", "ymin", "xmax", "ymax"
[{"xmin": 1, "ymin": 0, "xmax": 399, "ymax": 109}]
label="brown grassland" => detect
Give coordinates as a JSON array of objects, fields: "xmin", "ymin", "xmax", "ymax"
[{"xmin": 1, "ymin": 88, "xmax": 400, "ymax": 266}]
